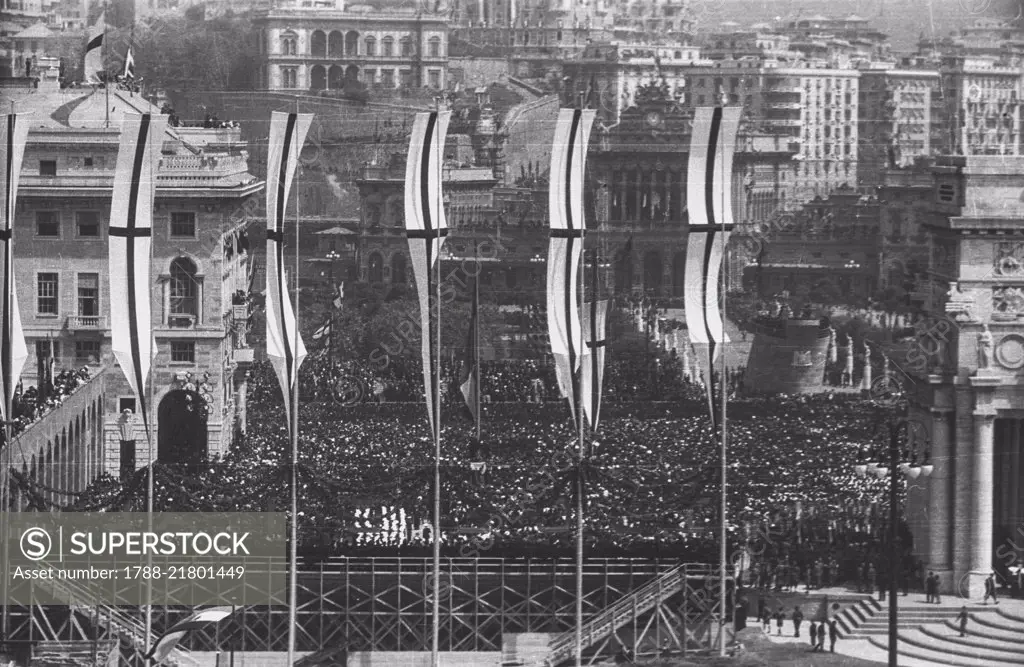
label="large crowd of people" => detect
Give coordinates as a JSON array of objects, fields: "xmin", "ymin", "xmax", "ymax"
[
  {"xmin": 7, "ymin": 367, "xmax": 92, "ymax": 437},
  {"xmin": 59, "ymin": 351, "xmax": 896, "ymax": 573}
]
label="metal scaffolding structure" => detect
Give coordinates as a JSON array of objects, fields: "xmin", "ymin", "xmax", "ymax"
[{"xmin": 3, "ymin": 558, "xmax": 732, "ymax": 659}]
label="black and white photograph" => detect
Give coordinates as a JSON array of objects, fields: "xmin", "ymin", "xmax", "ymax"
[{"xmin": 3, "ymin": 0, "xmax": 1024, "ymax": 665}]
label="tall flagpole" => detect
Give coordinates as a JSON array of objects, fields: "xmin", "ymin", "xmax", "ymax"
[
  {"xmin": 103, "ymin": 1, "xmax": 109, "ymax": 129},
  {"xmin": 144, "ymin": 111, "xmax": 156, "ymax": 661},
  {"xmin": 575, "ymin": 238, "xmax": 585, "ymax": 667},
  {"xmin": 718, "ymin": 104, "xmax": 729, "ymax": 658},
  {"xmin": 474, "ymin": 242, "xmax": 481, "ymax": 444},
  {"xmin": 432, "ymin": 99, "xmax": 443, "ymax": 667},
  {"xmin": 288, "ymin": 102, "xmax": 302, "ymax": 667}
]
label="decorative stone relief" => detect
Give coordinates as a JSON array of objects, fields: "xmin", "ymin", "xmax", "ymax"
[
  {"xmin": 995, "ymin": 334, "xmax": 1024, "ymax": 370},
  {"xmin": 995, "ymin": 242, "xmax": 1024, "ymax": 277},
  {"xmin": 945, "ymin": 282, "xmax": 977, "ymax": 323},
  {"xmin": 993, "ymin": 286, "xmax": 1024, "ymax": 319}
]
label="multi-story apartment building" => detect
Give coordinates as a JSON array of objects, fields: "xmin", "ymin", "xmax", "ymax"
[
  {"xmin": 10, "ymin": 79, "xmax": 260, "ymax": 473},
  {"xmin": 857, "ymin": 64, "xmax": 941, "ymax": 189},
  {"xmin": 936, "ymin": 54, "xmax": 1021, "ymax": 156},
  {"xmin": 761, "ymin": 64, "xmax": 859, "ymax": 198},
  {"xmin": 254, "ymin": 3, "xmax": 449, "ymax": 92}
]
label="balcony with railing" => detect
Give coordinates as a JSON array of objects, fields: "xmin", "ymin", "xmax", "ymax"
[{"xmin": 66, "ymin": 314, "xmax": 108, "ymax": 331}]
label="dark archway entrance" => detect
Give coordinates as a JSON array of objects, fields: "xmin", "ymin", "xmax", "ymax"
[{"xmin": 158, "ymin": 390, "xmax": 208, "ymax": 465}]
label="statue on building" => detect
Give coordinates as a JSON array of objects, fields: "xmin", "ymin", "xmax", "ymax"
[{"xmin": 978, "ymin": 324, "xmax": 994, "ymax": 370}]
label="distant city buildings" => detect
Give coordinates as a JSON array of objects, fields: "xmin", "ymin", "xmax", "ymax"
[{"xmin": 253, "ymin": 4, "xmax": 449, "ymax": 91}]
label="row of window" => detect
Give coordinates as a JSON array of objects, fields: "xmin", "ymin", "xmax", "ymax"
[
  {"xmin": 28, "ymin": 211, "xmax": 196, "ymax": 239},
  {"xmin": 34, "ymin": 339, "xmax": 195, "ymax": 365},
  {"xmin": 280, "ymin": 33, "xmax": 443, "ymax": 58},
  {"xmin": 35, "ymin": 259, "xmax": 198, "ymax": 320},
  {"xmin": 281, "ymin": 67, "xmax": 442, "ymax": 89}
]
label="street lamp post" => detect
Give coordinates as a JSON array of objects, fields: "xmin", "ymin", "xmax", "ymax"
[
  {"xmin": 855, "ymin": 414, "xmax": 932, "ymax": 667},
  {"xmin": 118, "ymin": 409, "xmax": 136, "ymax": 484},
  {"xmin": 326, "ymin": 250, "xmax": 341, "ymax": 364}
]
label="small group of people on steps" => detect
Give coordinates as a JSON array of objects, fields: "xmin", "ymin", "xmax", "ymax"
[{"xmin": 758, "ymin": 603, "xmax": 837, "ymax": 652}]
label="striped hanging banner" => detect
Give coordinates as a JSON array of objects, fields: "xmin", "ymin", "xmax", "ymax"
[
  {"xmin": 0, "ymin": 114, "xmax": 29, "ymax": 431},
  {"xmin": 579, "ymin": 299, "xmax": 608, "ymax": 432},
  {"xmin": 265, "ymin": 111, "xmax": 313, "ymax": 429},
  {"xmin": 684, "ymin": 106, "xmax": 741, "ymax": 430},
  {"xmin": 145, "ymin": 607, "xmax": 234, "ymax": 665},
  {"xmin": 109, "ymin": 113, "xmax": 167, "ymax": 435},
  {"xmin": 405, "ymin": 111, "xmax": 451, "ymax": 439},
  {"xmin": 546, "ymin": 108, "xmax": 595, "ymax": 425}
]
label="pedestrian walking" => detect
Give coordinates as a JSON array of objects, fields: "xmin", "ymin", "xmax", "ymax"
[
  {"xmin": 933, "ymin": 573, "xmax": 942, "ymax": 604},
  {"xmin": 984, "ymin": 573, "xmax": 999, "ymax": 605},
  {"xmin": 828, "ymin": 618, "xmax": 838, "ymax": 652},
  {"xmin": 761, "ymin": 607, "xmax": 771, "ymax": 632},
  {"xmin": 816, "ymin": 621, "xmax": 826, "ymax": 652},
  {"xmin": 956, "ymin": 605, "xmax": 969, "ymax": 637},
  {"xmin": 808, "ymin": 621, "xmax": 818, "ymax": 649},
  {"xmin": 775, "ymin": 607, "xmax": 785, "ymax": 636},
  {"xmin": 792, "ymin": 605, "xmax": 804, "ymax": 638}
]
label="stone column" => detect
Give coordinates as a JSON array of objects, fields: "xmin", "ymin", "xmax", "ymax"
[
  {"xmin": 952, "ymin": 387, "xmax": 974, "ymax": 587},
  {"xmin": 928, "ymin": 408, "xmax": 954, "ymax": 592},
  {"xmin": 966, "ymin": 411, "xmax": 996, "ymax": 598}
]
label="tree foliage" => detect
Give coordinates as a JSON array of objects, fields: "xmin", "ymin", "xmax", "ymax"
[{"xmin": 131, "ymin": 13, "xmax": 260, "ymax": 97}]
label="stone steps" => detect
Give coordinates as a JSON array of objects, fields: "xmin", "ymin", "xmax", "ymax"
[
  {"xmin": 888, "ymin": 627, "xmax": 1024, "ymax": 666},
  {"xmin": 866, "ymin": 634, "xmax": 1019, "ymax": 666}
]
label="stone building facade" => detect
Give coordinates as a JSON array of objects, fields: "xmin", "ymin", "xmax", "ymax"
[
  {"xmin": 906, "ymin": 155, "xmax": 1024, "ymax": 597},
  {"xmin": 254, "ymin": 6, "xmax": 449, "ymax": 92},
  {"xmin": 12, "ymin": 83, "xmax": 260, "ymax": 477}
]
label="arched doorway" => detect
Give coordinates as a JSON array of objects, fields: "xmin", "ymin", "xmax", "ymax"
[
  {"xmin": 672, "ymin": 252, "xmax": 686, "ymax": 297},
  {"xmin": 345, "ymin": 64, "xmax": 360, "ymax": 82},
  {"xmin": 158, "ymin": 390, "xmax": 208, "ymax": 465},
  {"xmin": 643, "ymin": 251, "xmax": 662, "ymax": 295},
  {"xmin": 310, "ymin": 65, "xmax": 327, "ymax": 91},
  {"xmin": 328, "ymin": 31, "xmax": 344, "ymax": 58},
  {"xmin": 328, "ymin": 65, "xmax": 344, "ymax": 90},
  {"xmin": 345, "ymin": 31, "xmax": 360, "ymax": 56},
  {"xmin": 310, "ymin": 30, "xmax": 327, "ymax": 58}
]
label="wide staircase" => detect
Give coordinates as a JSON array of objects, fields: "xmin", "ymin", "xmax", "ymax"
[
  {"xmin": 31, "ymin": 571, "xmax": 196, "ymax": 666},
  {"xmin": 545, "ymin": 564, "xmax": 703, "ymax": 667},
  {"xmin": 837, "ymin": 598, "xmax": 1024, "ymax": 666}
]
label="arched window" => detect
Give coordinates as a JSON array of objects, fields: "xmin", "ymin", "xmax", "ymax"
[
  {"xmin": 169, "ymin": 257, "xmax": 199, "ymax": 328},
  {"xmin": 346, "ymin": 31, "xmax": 360, "ymax": 56},
  {"xmin": 382, "ymin": 37, "xmax": 394, "ymax": 57},
  {"xmin": 310, "ymin": 65, "xmax": 327, "ymax": 91},
  {"xmin": 365, "ymin": 36, "xmax": 376, "ymax": 56},
  {"xmin": 328, "ymin": 31, "xmax": 344, "ymax": 58},
  {"xmin": 400, "ymin": 37, "xmax": 413, "ymax": 57},
  {"xmin": 310, "ymin": 30, "xmax": 326, "ymax": 57},
  {"xmin": 391, "ymin": 253, "xmax": 407, "ymax": 284},
  {"xmin": 428, "ymin": 36, "xmax": 441, "ymax": 58},
  {"xmin": 368, "ymin": 252, "xmax": 384, "ymax": 284},
  {"xmin": 280, "ymin": 33, "xmax": 297, "ymax": 55}
]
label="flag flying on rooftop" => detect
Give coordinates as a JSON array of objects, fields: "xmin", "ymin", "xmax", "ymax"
[
  {"xmin": 266, "ymin": 111, "xmax": 313, "ymax": 430},
  {"xmin": 0, "ymin": 114, "xmax": 29, "ymax": 430},
  {"xmin": 123, "ymin": 46, "xmax": 135, "ymax": 80},
  {"xmin": 684, "ymin": 106, "xmax": 741, "ymax": 430},
  {"xmin": 84, "ymin": 11, "xmax": 105, "ymax": 84},
  {"xmin": 109, "ymin": 113, "xmax": 167, "ymax": 435},
  {"xmin": 546, "ymin": 108, "xmax": 595, "ymax": 427},
  {"xmin": 404, "ymin": 110, "xmax": 451, "ymax": 441}
]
